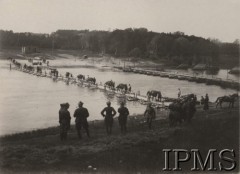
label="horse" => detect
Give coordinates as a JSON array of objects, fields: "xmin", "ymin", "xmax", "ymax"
[
  {"xmin": 86, "ymin": 77, "xmax": 96, "ymax": 84},
  {"xmin": 179, "ymin": 93, "xmax": 195, "ymax": 102},
  {"xmin": 77, "ymin": 74, "xmax": 85, "ymax": 80},
  {"xmin": 147, "ymin": 90, "xmax": 162, "ymax": 101},
  {"xmin": 168, "ymin": 99, "xmax": 196, "ymax": 126},
  {"xmin": 26, "ymin": 65, "xmax": 34, "ymax": 71},
  {"xmin": 168, "ymin": 102, "xmax": 183, "ymax": 126},
  {"xmin": 215, "ymin": 93, "xmax": 238, "ymax": 108},
  {"xmin": 104, "ymin": 80, "xmax": 115, "ymax": 89},
  {"xmin": 181, "ymin": 100, "xmax": 196, "ymax": 123},
  {"xmin": 14, "ymin": 61, "xmax": 21, "ymax": 68},
  {"xmin": 65, "ymin": 72, "xmax": 70, "ymax": 78},
  {"xmin": 36, "ymin": 66, "xmax": 42, "ymax": 73},
  {"xmin": 116, "ymin": 84, "xmax": 128, "ymax": 93}
]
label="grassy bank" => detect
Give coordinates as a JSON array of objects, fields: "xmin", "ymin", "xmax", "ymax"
[{"xmin": 0, "ymin": 103, "xmax": 239, "ymax": 173}]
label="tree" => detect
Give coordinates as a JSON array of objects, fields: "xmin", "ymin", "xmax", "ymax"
[{"xmin": 129, "ymin": 47, "xmax": 141, "ymax": 58}]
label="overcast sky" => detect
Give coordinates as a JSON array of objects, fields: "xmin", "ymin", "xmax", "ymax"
[{"xmin": 0, "ymin": 0, "xmax": 239, "ymax": 42}]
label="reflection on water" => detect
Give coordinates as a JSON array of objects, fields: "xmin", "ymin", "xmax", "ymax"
[{"xmin": 0, "ymin": 60, "xmax": 238, "ymax": 136}]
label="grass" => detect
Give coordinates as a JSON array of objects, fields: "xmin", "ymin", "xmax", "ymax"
[{"xmin": 0, "ymin": 103, "xmax": 239, "ymax": 173}]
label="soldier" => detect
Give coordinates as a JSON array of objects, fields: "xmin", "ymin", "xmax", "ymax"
[
  {"xmin": 200, "ymin": 96, "xmax": 205, "ymax": 105},
  {"xmin": 144, "ymin": 103, "xmax": 156, "ymax": 130},
  {"xmin": 101, "ymin": 101, "xmax": 117, "ymax": 135},
  {"xmin": 204, "ymin": 93, "xmax": 209, "ymax": 110},
  {"xmin": 118, "ymin": 102, "xmax": 129, "ymax": 134},
  {"xmin": 178, "ymin": 88, "xmax": 181, "ymax": 98},
  {"xmin": 74, "ymin": 101, "xmax": 90, "ymax": 139},
  {"xmin": 128, "ymin": 84, "xmax": 132, "ymax": 93},
  {"xmin": 59, "ymin": 103, "xmax": 71, "ymax": 141}
]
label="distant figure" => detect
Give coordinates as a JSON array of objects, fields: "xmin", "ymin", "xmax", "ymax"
[
  {"xmin": 193, "ymin": 95, "xmax": 197, "ymax": 105},
  {"xmin": 101, "ymin": 101, "xmax": 117, "ymax": 135},
  {"xmin": 66, "ymin": 72, "xmax": 70, "ymax": 78},
  {"xmin": 157, "ymin": 91, "xmax": 162, "ymax": 102},
  {"xmin": 118, "ymin": 102, "xmax": 129, "ymax": 134},
  {"xmin": 204, "ymin": 93, "xmax": 209, "ymax": 111},
  {"xmin": 178, "ymin": 88, "xmax": 181, "ymax": 98},
  {"xmin": 200, "ymin": 96, "xmax": 205, "ymax": 105},
  {"xmin": 144, "ymin": 103, "xmax": 156, "ymax": 130},
  {"xmin": 128, "ymin": 84, "xmax": 132, "ymax": 93},
  {"xmin": 74, "ymin": 101, "xmax": 90, "ymax": 139},
  {"xmin": 59, "ymin": 103, "xmax": 71, "ymax": 141}
]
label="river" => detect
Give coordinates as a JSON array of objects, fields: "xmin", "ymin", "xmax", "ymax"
[{"xmin": 0, "ymin": 58, "xmax": 238, "ymax": 136}]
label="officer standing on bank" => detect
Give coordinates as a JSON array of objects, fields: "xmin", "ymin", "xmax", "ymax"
[
  {"xmin": 118, "ymin": 102, "xmax": 129, "ymax": 134},
  {"xmin": 101, "ymin": 101, "xmax": 117, "ymax": 135},
  {"xmin": 74, "ymin": 101, "xmax": 90, "ymax": 139},
  {"xmin": 59, "ymin": 103, "xmax": 71, "ymax": 141}
]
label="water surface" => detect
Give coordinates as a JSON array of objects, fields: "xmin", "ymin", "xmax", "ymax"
[{"xmin": 0, "ymin": 59, "xmax": 238, "ymax": 136}]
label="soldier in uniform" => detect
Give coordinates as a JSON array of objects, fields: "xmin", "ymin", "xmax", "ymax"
[
  {"xmin": 101, "ymin": 101, "xmax": 117, "ymax": 135},
  {"xmin": 144, "ymin": 103, "xmax": 156, "ymax": 130},
  {"xmin": 204, "ymin": 93, "xmax": 209, "ymax": 110},
  {"xmin": 118, "ymin": 102, "xmax": 129, "ymax": 134},
  {"xmin": 128, "ymin": 84, "xmax": 132, "ymax": 93},
  {"xmin": 74, "ymin": 101, "xmax": 90, "ymax": 139},
  {"xmin": 59, "ymin": 103, "xmax": 71, "ymax": 141},
  {"xmin": 178, "ymin": 88, "xmax": 181, "ymax": 98}
]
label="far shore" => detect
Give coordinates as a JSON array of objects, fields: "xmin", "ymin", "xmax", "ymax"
[{"xmin": 0, "ymin": 47, "xmax": 238, "ymax": 69}]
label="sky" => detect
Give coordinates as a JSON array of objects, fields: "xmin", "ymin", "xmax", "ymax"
[{"xmin": 0, "ymin": 0, "xmax": 239, "ymax": 42}]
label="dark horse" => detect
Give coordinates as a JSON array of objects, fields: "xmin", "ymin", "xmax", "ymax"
[
  {"xmin": 116, "ymin": 83, "xmax": 128, "ymax": 92},
  {"xmin": 215, "ymin": 93, "xmax": 238, "ymax": 108},
  {"xmin": 86, "ymin": 77, "xmax": 96, "ymax": 84},
  {"xmin": 77, "ymin": 74, "xmax": 85, "ymax": 80},
  {"xmin": 168, "ymin": 98, "xmax": 196, "ymax": 126},
  {"xmin": 104, "ymin": 80, "xmax": 115, "ymax": 89},
  {"xmin": 26, "ymin": 65, "xmax": 34, "ymax": 71},
  {"xmin": 147, "ymin": 90, "xmax": 162, "ymax": 101}
]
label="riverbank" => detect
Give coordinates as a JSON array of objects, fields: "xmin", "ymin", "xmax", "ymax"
[
  {"xmin": 0, "ymin": 103, "xmax": 239, "ymax": 173},
  {"xmin": 1, "ymin": 48, "xmax": 238, "ymax": 70}
]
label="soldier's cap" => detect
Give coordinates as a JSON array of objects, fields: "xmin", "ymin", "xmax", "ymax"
[
  {"xmin": 107, "ymin": 101, "xmax": 111, "ymax": 105},
  {"xmin": 120, "ymin": 102, "xmax": 125, "ymax": 106},
  {"xmin": 60, "ymin": 103, "xmax": 65, "ymax": 107},
  {"xmin": 78, "ymin": 101, "xmax": 84, "ymax": 106}
]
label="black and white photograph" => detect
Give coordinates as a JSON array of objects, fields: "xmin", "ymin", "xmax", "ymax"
[{"xmin": 0, "ymin": 0, "xmax": 239, "ymax": 173}]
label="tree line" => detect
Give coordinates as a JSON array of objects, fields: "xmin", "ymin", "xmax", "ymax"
[{"xmin": 0, "ymin": 29, "xmax": 239, "ymax": 65}]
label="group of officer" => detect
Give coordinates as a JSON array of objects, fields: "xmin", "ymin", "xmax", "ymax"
[{"xmin": 59, "ymin": 101, "xmax": 156, "ymax": 141}]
